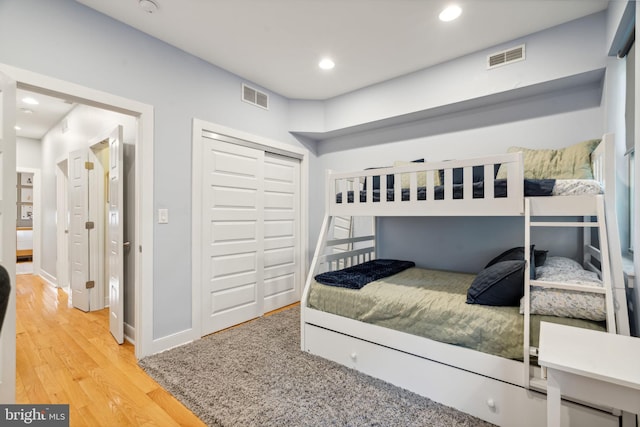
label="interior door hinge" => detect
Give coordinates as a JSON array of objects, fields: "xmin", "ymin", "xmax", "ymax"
[
  {"xmin": 85, "ymin": 161, "xmax": 94, "ymax": 170},
  {"xmin": 85, "ymin": 221, "xmax": 95, "ymax": 230},
  {"xmin": 85, "ymin": 280, "xmax": 95, "ymax": 289}
]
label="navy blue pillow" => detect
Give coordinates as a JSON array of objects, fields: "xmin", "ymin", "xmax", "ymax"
[
  {"xmin": 363, "ymin": 167, "xmax": 394, "ymax": 191},
  {"xmin": 466, "ymin": 260, "xmax": 526, "ymax": 306},
  {"xmin": 485, "ymin": 245, "xmax": 547, "ymax": 279},
  {"xmin": 534, "ymin": 249, "xmax": 548, "ymax": 267}
]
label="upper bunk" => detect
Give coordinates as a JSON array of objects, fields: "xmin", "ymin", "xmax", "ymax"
[{"xmin": 327, "ymin": 133, "xmax": 614, "ymax": 218}]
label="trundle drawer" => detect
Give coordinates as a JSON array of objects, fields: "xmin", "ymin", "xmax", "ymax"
[{"xmin": 304, "ymin": 323, "xmax": 618, "ymax": 427}]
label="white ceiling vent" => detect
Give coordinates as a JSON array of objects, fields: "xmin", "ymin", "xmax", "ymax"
[
  {"xmin": 242, "ymin": 84, "xmax": 269, "ymax": 110},
  {"xmin": 487, "ymin": 44, "xmax": 525, "ymax": 69}
]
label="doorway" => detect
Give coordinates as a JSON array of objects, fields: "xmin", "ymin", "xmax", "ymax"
[
  {"xmin": 0, "ymin": 65, "xmax": 154, "ymax": 404},
  {"xmin": 19, "ymin": 97, "xmax": 132, "ymax": 340},
  {"xmin": 15, "ymin": 168, "xmax": 40, "ymax": 276},
  {"xmin": 66, "ymin": 126, "xmax": 126, "ymax": 345}
]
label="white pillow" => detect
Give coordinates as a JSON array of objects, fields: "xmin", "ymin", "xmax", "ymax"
[
  {"xmin": 519, "ymin": 257, "xmax": 605, "ymax": 321},
  {"xmin": 540, "ymin": 256, "xmax": 583, "ymax": 271},
  {"xmin": 552, "ymin": 179, "xmax": 603, "ymax": 196}
]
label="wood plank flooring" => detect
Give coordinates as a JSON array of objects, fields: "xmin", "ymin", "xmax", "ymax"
[{"xmin": 15, "ymin": 274, "xmax": 207, "ymax": 427}]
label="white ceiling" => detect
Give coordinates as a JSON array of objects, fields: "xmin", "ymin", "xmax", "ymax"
[
  {"xmin": 17, "ymin": 0, "xmax": 611, "ymax": 139},
  {"xmin": 15, "ymin": 89, "xmax": 76, "ymax": 140},
  {"xmin": 75, "ymin": 0, "xmax": 610, "ymax": 100}
]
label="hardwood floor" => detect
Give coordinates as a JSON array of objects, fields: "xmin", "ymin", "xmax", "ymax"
[{"xmin": 15, "ymin": 274, "xmax": 207, "ymax": 427}]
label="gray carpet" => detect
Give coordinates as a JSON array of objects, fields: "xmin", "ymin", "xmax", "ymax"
[{"xmin": 139, "ymin": 306, "xmax": 494, "ymax": 427}]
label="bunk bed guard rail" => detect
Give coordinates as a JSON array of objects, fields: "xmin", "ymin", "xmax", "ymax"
[{"xmin": 327, "ymin": 152, "xmax": 525, "ymax": 217}]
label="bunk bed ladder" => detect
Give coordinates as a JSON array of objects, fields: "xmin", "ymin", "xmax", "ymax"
[
  {"xmin": 301, "ymin": 214, "xmax": 377, "ymax": 350},
  {"xmin": 523, "ymin": 199, "xmax": 532, "ymax": 388},
  {"xmin": 301, "ymin": 214, "xmax": 334, "ymax": 350},
  {"xmin": 523, "ymin": 196, "xmax": 618, "ymax": 389}
]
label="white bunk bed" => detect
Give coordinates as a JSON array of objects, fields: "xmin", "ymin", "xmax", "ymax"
[{"xmin": 301, "ymin": 133, "xmax": 631, "ymax": 427}]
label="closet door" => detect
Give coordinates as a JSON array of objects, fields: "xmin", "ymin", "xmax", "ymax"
[
  {"xmin": 263, "ymin": 153, "xmax": 301, "ymax": 312},
  {"xmin": 201, "ymin": 139, "xmax": 264, "ymax": 335}
]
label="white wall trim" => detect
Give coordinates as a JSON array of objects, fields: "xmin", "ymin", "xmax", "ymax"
[
  {"xmin": 151, "ymin": 329, "xmax": 195, "ymax": 355},
  {"xmin": 55, "ymin": 159, "xmax": 69, "ymax": 290},
  {"xmin": 0, "ymin": 63, "xmax": 155, "ymax": 359},
  {"xmin": 191, "ymin": 118, "xmax": 309, "ymax": 341},
  {"xmin": 0, "ymin": 71, "xmax": 17, "ymax": 403},
  {"xmin": 124, "ymin": 322, "xmax": 135, "ymax": 345},
  {"xmin": 38, "ymin": 269, "xmax": 57, "ymax": 288}
]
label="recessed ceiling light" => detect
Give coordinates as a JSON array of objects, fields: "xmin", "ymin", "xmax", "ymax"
[
  {"xmin": 319, "ymin": 58, "xmax": 335, "ymax": 70},
  {"xmin": 139, "ymin": 0, "xmax": 159, "ymax": 14},
  {"xmin": 439, "ymin": 5, "xmax": 462, "ymax": 22},
  {"xmin": 22, "ymin": 97, "xmax": 39, "ymax": 105},
  {"xmin": 14, "ymin": 125, "xmax": 21, "ymax": 131}
]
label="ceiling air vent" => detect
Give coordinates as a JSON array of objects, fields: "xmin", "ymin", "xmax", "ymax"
[
  {"xmin": 487, "ymin": 44, "xmax": 525, "ymax": 69},
  {"xmin": 242, "ymin": 84, "xmax": 269, "ymax": 110}
]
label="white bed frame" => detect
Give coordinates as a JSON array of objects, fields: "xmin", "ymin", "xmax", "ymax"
[{"xmin": 301, "ymin": 133, "xmax": 631, "ymax": 426}]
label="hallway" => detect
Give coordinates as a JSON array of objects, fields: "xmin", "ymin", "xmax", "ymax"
[{"xmin": 15, "ymin": 274, "xmax": 206, "ymax": 426}]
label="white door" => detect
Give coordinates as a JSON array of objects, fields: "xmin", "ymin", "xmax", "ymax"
[
  {"xmin": 68, "ymin": 149, "xmax": 91, "ymax": 312},
  {"xmin": 202, "ymin": 139, "xmax": 264, "ymax": 335},
  {"xmin": 0, "ymin": 71, "xmax": 17, "ymax": 402},
  {"xmin": 107, "ymin": 126, "xmax": 124, "ymax": 344},
  {"xmin": 263, "ymin": 153, "xmax": 301, "ymax": 312}
]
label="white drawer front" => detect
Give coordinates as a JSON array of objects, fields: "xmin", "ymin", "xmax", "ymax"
[{"xmin": 304, "ymin": 323, "xmax": 618, "ymax": 427}]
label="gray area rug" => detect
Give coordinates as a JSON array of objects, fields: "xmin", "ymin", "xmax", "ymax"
[{"xmin": 139, "ymin": 306, "xmax": 494, "ymax": 426}]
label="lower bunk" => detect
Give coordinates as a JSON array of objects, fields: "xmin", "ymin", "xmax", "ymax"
[
  {"xmin": 301, "ymin": 261, "xmax": 623, "ymax": 426},
  {"xmin": 309, "ymin": 265, "xmax": 606, "ymax": 360}
]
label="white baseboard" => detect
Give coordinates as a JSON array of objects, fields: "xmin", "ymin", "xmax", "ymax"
[
  {"xmin": 38, "ymin": 269, "xmax": 57, "ymax": 287},
  {"xmin": 151, "ymin": 328, "xmax": 194, "ymax": 355},
  {"xmin": 124, "ymin": 322, "xmax": 135, "ymax": 345}
]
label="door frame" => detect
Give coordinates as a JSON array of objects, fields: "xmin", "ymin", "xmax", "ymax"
[
  {"xmin": 0, "ymin": 70, "xmax": 17, "ymax": 403},
  {"xmin": 0, "ymin": 63, "xmax": 155, "ymax": 359},
  {"xmin": 191, "ymin": 118, "xmax": 308, "ymax": 340},
  {"xmin": 55, "ymin": 158, "xmax": 69, "ymax": 290}
]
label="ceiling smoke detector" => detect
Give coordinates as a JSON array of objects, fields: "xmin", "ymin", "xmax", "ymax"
[{"xmin": 139, "ymin": 0, "xmax": 159, "ymax": 14}]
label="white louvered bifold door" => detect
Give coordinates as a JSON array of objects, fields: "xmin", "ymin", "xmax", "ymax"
[
  {"xmin": 202, "ymin": 139, "xmax": 264, "ymax": 335},
  {"xmin": 263, "ymin": 153, "xmax": 300, "ymax": 312}
]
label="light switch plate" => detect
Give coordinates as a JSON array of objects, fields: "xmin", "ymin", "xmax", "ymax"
[{"xmin": 158, "ymin": 208, "xmax": 169, "ymax": 224}]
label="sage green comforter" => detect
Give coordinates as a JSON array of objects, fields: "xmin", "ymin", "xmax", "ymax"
[{"xmin": 308, "ymin": 267, "xmax": 605, "ymax": 360}]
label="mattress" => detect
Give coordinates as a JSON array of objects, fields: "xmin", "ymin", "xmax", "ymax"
[{"xmin": 307, "ymin": 266, "xmax": 605, "ymax": 360}]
